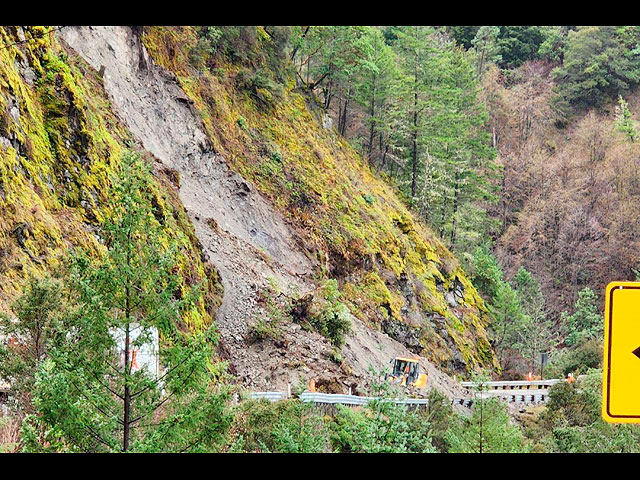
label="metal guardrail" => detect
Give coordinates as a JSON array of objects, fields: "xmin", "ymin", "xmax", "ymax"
[
  {"xmin": 249, "ymin": 391, "xmax": 287, "ymax": 402},
  {"xmin": 299, "ymin": 392, "xmax": 430, "ymax": 406},
  {"xmin": 492, "ymin": 393, "xmax": 547, "ymax": 403},
  {"xmin": 300, "ymin": 391, "xmax": 547, "ymax": 408},
  {"xmin": 0, "ymin": 381, "xmax": 556, "ymax": 409},
  {"xmin": 460, "ymin": 380, "xmax": 562, "ymax": 390}
]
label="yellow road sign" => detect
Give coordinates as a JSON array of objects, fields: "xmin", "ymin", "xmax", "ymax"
[{"xmin": 603, "ymin": 282, "xmax": 640, "ymax": 423}]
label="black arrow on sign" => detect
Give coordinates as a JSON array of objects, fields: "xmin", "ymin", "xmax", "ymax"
[{"xmin": 633, "ymin": 346, "xmax": 640, "ymax": 360}]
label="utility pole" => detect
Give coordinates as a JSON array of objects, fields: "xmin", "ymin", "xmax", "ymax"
[
  {"xmin": 479, "ymin": 386, "xmax": 483, "ymax": 454},
  {"xmin": 474, "ymin": 378, "xmax": 485, "ymax": 454}
]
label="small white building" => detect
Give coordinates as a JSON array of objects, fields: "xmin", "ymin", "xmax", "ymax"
[{"xmin": 111, "ymin": 324, "xmax": 160, "ymax": 379}]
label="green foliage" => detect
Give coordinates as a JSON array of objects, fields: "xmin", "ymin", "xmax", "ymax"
[
  {"xmin": 329, "ymin": 346, "xmax": 343, "ymax": 364},
  {"xmin": 511, "ymin": 268, "xmax": 555, "ymax": 370},
  {"xmin": 236, "ymin": 67, "xmax": 284, "ymax": 106},
  {"xmin": 446, "ymin": 397, "xmax": 528, "ymax": 453},
  {"xmin": 0, "ymin": 276, "xmax": 62, "ymax": 413},
  {"xmin": 447, "ymin": 26, "xmax": 480, "ymax": 49},
  {"xmin": 561, "ymin": 287, "xmax": 603, "ymax": 347},
  {"xmin": 532, "ymin": 371, "xmax": 640, "ymax": 452},
  {"xmin": 614, "ymin": 95, "xmax": 639, "ymax": 141},
  {"xmin": 291, "ymin": 26, "xmax": 499, "ymax": 254},
  {"xmin": 248, "ymin": 279, "xmax": 288, "ymax": 342},
  {"xmin": 476, "ymin": 259, "xmax": 549, "ymax": 373},
  {"xmin": 230, "ymin": 399, "xmax": 329, "ymax": 453},
  {"xmin": 543, "ymin": 374, "xmax": 600, "ymax": 427},
  {"xmin": 248, "ymin": 318, "xmax": 282, "ymax": 342},
  {"xmin": 422, "ymin": 388, "xmax": 456, "ymax": 452},
  {"xmin": 538, "ymin": 26, "xmax": 574, "ymax": 63},
  {"xmin": 291, "ymin": 26, "xmax": 374, "ymax": 92},
  {"xmin": 197, "ymin": 26, "xmax": 291, "ymax": 75},
  {"xmin": 453, "ymin": 26, "xmax": 560, "ymax": 68},
  {"xmin": 309, "ymin": 279, "xmax": 352, "ymax": 347},
  {"xmin": 270, "ymin": 400, "xmax": 329, "ymax": 453},
  {"xmin": 553, "ymin": 26, "xmax": 640, "ymax": 108},
  {"xmin": 189, "ymin": 27, "xmax": 223, "ymax": 68},
  {"xmin": 471, "ymin": 244, "xmax": 504, "ymax": 299},
  {"xmin": 552, "ymin": 421, "xmax": 640, "ymax": 453},
  {"xmin": 22, "ymin": 152, "xmax": 231, "ymax": 452},
  {"xmin": 472, "ymin": 26, "xmax": 502, "ymax": 76},
  {"xmin": 496, "ymin": 26, "xmax": 547, "ymax": 69},
  {"xmin": 362, "ymin": 193, "xmax": 376, "ymax": 205},
  {"xmin": 489, "ymin": 280, "xmax": 525, "ymax": 354},
  {"xmin": 330, "ymin": 380, "xmax": 436, "ymax": 453},
  {"xmin": 191, "ymin": 26, "xmax": 292, "ymax": 105},
  {"xmin": 545, "ymin": 339, "xmax": 602, "ymax": 378},
  {"xmin": 387, "ymin": 27, "xmax": 499, "ymax": 252}
]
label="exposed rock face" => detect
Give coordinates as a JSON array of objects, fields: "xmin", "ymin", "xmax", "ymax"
[
  {"xmin": 0, "ymin": 26, "xmax": 218, "ymax": 324},
  {"xmin": 47, "ymin": 26, "xmax": 494, "ymax": 398},
  {"xmin": 60, "ymin": 26, "xmax": 325, "ymax": 390}
]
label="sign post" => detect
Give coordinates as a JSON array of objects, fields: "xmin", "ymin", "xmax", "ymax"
[
  {"xmin": 540, "ymin": 352, "xmax": 548, "ymax": 380},
  {"xmin": 603, "ymin": 282, "xmax": 640, "ymax": 423}
]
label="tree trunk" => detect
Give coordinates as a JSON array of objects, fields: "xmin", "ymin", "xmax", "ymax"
[
  {"xmin": 339, "ymin": 87, "xmax": 351, "ymax": 137},
  {"xmin": 368, "ymin": 74, "xmax": 377, "ymax": 160},
  {"xmin": 380, "ymin": 144, "xmax": 389, "ymax": 170},
  {"xmin": 324, "ymin": 77, "xmax": 333, "ymax": 111},
  {"xmin": 123, "ymin": 226, "xmax": 132, "ymax": 452},
  {"xmin": 290, "ymin": 26, "xmax": 310, "ymax": 61},
  {"xmin": 123, "ymin": 321, "xmax": 131, "ymax": 452},
  {"xmin": 411, "ymin": 75, "xmax": 419, "ymax": 204},
  {"xmin": 450, "ymin": 170, "xmax": 460, "ymax": 247},
  {"xmin": 477, "ymin": 43, "xmax": 485, "ymax": 78}
]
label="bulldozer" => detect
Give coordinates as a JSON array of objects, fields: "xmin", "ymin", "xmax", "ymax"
[{"xmin": 387, "ymin": 357, "xmax": 427, "ymax": 389}]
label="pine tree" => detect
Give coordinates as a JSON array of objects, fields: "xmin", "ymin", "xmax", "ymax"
[
  {"xmin": 489, "ymin": 280, "xmax": 526, "ymax": 363},
  {"xmin": 614, "ymin": 95, "xmax": 638, "ymax": 142},
  {"xmin": 561, "ymin": 287, "xmax": 603, "ymax": 347},
  {"xmin": 390, "ymin": 25, "xmax": 438, "ymax": 205},
  {"xmin": 446, "ymin": 374, "xmax": 527, "ymax": 453},
  {"xmin": 554, "ymin": 26, "xmax": 640, "ymax": 108},
  {"xmin": 472, "ymin": 26, "xmax": 502, "ymax": 77},
  {"xmin": 512, "ymin": 268, "xmax": 554, "ymax": 372},
  {"xmin": 22, "ymin": 152, "xmax": 231, "ymax": 452}
]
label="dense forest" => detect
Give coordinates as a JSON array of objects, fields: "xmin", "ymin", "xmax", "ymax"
[
  {"xmin": 2, "ymin": 25, "xmax": 640, "ymax": 453},
  {"xmin": 274, "ymin": 25, "xmax": 640, "ymax": 378}
]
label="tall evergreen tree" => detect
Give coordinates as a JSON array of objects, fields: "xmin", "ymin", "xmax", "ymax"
[
  {"xmin": 512, "ymin": 268, "xmax": 554, "ymax": 372},
  {"xmin": 390, "ymin": 25, "xmax": 438, "ymax": 204},
  {"xmin": 561, "ymin": 287, "xmax": 603, "ymax": 347},
  {"xmin": 472, "ymin": 26, "xmax": 502, "ymax": 77},
  {"xmin": 22, "ymin": 153, "xmax": 231, "ymax": 452},
  {"xmin": 554, "ymin": 26, "xmax": 640, "ymax": 108}
]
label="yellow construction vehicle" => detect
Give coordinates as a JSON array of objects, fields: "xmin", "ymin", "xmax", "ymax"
[{"xmin": 387, "ymin": 357, "xmax": 427, "ymax": 389}]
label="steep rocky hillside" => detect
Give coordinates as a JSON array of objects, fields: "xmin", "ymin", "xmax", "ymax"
[
  {"xmin": 0, "ymin": 26, "xmax": 222, "ymax": 332},
  {"xmin": 1, "ymin": 26, "xmax": 497, "ymax": 398}
]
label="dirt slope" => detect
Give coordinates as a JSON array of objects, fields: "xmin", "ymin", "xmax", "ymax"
[{"xmin": 57, "ymin": 26, "xmax": 468, "ymax": 398}]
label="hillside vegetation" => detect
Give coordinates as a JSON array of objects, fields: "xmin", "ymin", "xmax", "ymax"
[
  {"xmin": 0, "ymin": 26, "xmax": 222, "ymax": 328},
  {"xmin": 140, "ymin": 26, "xmax": 497, "ymax": 372}
]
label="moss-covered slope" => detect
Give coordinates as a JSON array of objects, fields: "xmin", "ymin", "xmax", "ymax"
[
  {"xmin": 0, "ymin": 26, "xmax": 222, "ymax": 330},
  {"xmin": 141, "ymin": 26, "xmax": 498, "ymax": 374}
]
